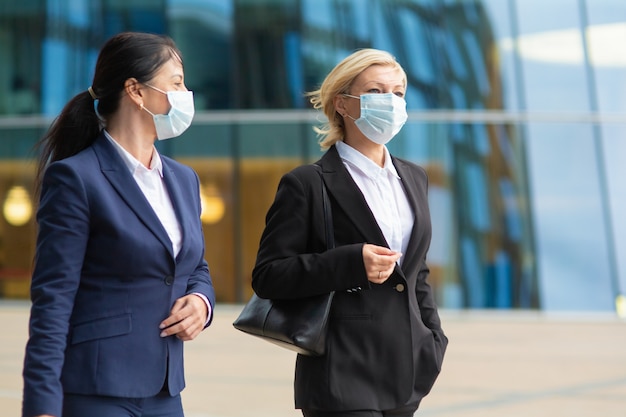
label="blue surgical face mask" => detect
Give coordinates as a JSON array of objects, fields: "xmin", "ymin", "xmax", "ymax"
[
  {"xmin": 142, "ymin": 84, "xmax": 195, "ymax": 140},
  {"xmin": 343, "ymin": 93, "xmax": 408, "ymax": 145}
]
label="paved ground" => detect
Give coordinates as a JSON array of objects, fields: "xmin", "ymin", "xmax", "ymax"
[{"xmin": 3, "ymin": 300, "xmax": 626, "ymax": 417}]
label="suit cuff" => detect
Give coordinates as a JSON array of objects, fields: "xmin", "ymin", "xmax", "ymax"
[{"xmin": 192, "ymin": 292, "xmax": 212, "ymax": 326}]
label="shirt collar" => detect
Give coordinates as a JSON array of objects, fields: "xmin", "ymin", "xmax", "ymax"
[
  {"xmin": 104, "ymin": 130, "xmax": 163, "ymax": 177},
  {"xmin": 335, "ymin": 141, "xmax": 400, "ymax": 180}
]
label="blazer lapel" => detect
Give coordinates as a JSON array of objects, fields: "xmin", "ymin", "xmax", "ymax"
[
  {"xmin": 319, "ymin": 146, "xmax": 388, "ymax": 247},
  {"xmin": 393, "ymin": 157, "xmax": 425, "ymax": 275},
  {"xmin": 161, "ymin": 160, "xmax": 189, "ymax": 262},
  {"xmin": 93, "ymin": 134, "xmax": 175, "ymax": 259}
]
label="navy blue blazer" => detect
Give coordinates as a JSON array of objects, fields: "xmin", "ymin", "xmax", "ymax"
[{"xmin": 22, "ymin": 133, "xmax": 215, "ymax": 417}]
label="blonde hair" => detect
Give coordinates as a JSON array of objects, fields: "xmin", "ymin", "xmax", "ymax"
[{"xmin": 306, "ymin": 49, "xmax": 407, "ymax": 150}]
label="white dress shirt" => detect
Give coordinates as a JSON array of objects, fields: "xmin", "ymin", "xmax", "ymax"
[
  {"xmin": 104, "ymin": 131, "xmax": 182, "ymax": 256},
  {"xmin": 335, "ymin": 141, "xmax": 414, "ymax": 265},
  {"xmin": 104, "ymin": 131, "xmax": 211, "ymax": 322}
]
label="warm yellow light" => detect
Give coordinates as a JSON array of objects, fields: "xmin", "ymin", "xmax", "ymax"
[
  {"xmin": 3, "ymin": 185, "xmax": 33, "ymax": 226},
  {"xmin": 200, "ymin": 183, "xmax": 225, "ymax": 224},
  {"xmin": 616, "ymin": 294, "xmax": 626, "ymax": 319}
]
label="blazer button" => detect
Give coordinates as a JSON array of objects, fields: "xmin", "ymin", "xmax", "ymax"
[
  {"xmin": 164, "ymin": 275, "xmax": 174, "ymax": 285},
  {"xmin": 394, "ymin": 283, "xmax": 405, "ymax": 293}
]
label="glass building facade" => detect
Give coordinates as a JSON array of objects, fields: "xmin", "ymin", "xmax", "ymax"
[{"xmin": 0, "ymin": 0, "xmax": 625, "ymax": 312}]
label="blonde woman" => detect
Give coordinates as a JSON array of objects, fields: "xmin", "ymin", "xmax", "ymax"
[{"xmin": 252, "ymin": 48, "xmax": 448, "ymax": 417}]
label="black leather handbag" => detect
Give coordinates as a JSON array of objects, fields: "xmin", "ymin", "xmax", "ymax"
[{"xmin": 233, "ymin": 167, "xmax": 335, "ymax": 356}]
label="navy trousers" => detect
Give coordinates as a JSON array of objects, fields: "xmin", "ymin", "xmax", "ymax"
[{"xmin": 62, "ymin": 392, "xmax": 183, "ymax": 417}]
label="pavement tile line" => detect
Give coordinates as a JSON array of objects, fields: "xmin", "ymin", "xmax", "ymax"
[{"xmin": 420, "ymin": 376, "xmax": 626, "ymax": 416}]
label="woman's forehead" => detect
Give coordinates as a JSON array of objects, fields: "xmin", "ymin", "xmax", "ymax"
[{"xmin": 354, "ymin": 65, "xmax": 405, "ymax": 88}]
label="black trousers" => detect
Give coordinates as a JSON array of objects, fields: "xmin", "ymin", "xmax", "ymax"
[{"xmin": 302, "ymin": 402, "xmax": 419, "ymax": 417}]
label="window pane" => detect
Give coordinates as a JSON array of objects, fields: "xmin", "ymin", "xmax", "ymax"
[
  {"xmin": 585, "ymin": 2, "xmax": 626, "ymax": 113},
  {"xmin": 516, "ymin": 0, "xmax": 591, "ymax": 112},
  {"xmin": 526, "ymin": 123, "xmax": 614, "ymax": 310}
]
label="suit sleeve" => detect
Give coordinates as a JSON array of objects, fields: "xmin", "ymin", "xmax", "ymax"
[
  {"xmin": 252, "ymin": 169, "xmax": 369, "ymax": 300},
  {"xmin": 183, "ymin": 169, "xmax": 216, "ymax": 326},
  {"xmin": 22, "ymin": 162, "xmax": 89, "ymax": 417}
]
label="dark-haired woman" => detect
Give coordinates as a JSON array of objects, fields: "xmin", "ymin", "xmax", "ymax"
[{"xmin": 22, "ymin": 32, "xmax": 215, "ymax": 417}]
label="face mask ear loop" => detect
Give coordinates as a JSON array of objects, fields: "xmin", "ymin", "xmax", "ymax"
[
  {"xmin": 144, "ymin": 83, "xmax": 167, "ymax": 95},
  {"xmin": 341, "ymin": 94, "xmax": 360, "ymax": 121},
  {"xmin": 141, "ymin": 103, "xmax": 156, "ymax": 117}
]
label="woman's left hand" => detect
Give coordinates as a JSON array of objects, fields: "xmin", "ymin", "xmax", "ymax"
[{"xmin": 159, "ymin": 294, "xmax": 208, "ymax": 341}]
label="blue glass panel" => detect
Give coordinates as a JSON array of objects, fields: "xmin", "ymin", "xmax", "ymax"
[
  {"xmin": 461, "ymin": 236, "xmax": 484, "ymax": 307},
  {"xmin": 284, "ymin": 32, "xmax": 305, "ymax": 108},
  {"xmin": 445, "ymin": 32, "xmax": 468, "ymax": 80},
  {"xmin": 168, "ymin": 1, "xmax": 233, "ymax": 110},
  {"xmin": 41, "ymin": 39, "xmax": 69, "ymax": 116},
  {"xmin": 486, "ymin": 250, "xmax": 512, "ymax": 308},
  {"xmin": 515, "ymin": 0, "xmax": 591, "ymax": 112},
  {"xmin": 526, "ymin": 122, "xmax": 613, "ymax": 310},
  {"xmin": 65, "ymin": 0, "xmax": 90, "ymax": 27},
  {"xmin": 302, "ymin": 0, "xmax": 333, "ymax": 30},
  {"xmin": 472, "ymin": 123, "xmax": 490, "ymax": 156},
  {"xmin": 482, "ymin": 0, "xmax": 520, "ymax": 111},
  {"xmin": 396, "ymin": 11, "xmax": 436, "ymax": 85},
  {"xmin": 499, "ymin": 178, "xmax": 522, "ymax": 242},
  {"xmin": 585, "ymin": 2, "xmax": 626, "ymax": 113},
  {"xmin": 462, "ymin": 30, "xmax": 490, "ymax": 96},
  {"xmin": 465, "ymin": 162, "xmax": 491, "ymax": 232},
  {"xmin": 449, "ymin": 82, "xmax": 467, "ymax": 109},
  {"xmin": 371, "ymin": 2, "xmax": 394, "ymax": 52}
]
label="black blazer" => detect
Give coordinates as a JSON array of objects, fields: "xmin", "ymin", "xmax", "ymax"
[{"xmin": 252, "ymin": 145, "xmax": 447, "ymax": 411}]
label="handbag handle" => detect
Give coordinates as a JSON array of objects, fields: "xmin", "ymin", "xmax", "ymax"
[
  {"xmin": 315, "ymin": 164, "xmax": 335, "ymax": 250},
  {"xmin": 321, "ymin": 175, "xmax": 335, "ymax": 251}
]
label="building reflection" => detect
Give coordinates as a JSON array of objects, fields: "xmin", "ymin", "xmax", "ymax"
[{"xmin": 0, "ymin": 0, "xmax": 624, "ymax": 312}]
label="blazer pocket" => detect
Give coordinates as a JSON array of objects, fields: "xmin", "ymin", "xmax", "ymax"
[{"xmin": 71, "ymin": 313, "xmax": 132, "ymax": 345}]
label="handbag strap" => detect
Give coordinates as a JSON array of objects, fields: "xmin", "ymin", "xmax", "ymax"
[{"xmin": 315, "ymin": 164, "xmax": 335, "ymax": 250}]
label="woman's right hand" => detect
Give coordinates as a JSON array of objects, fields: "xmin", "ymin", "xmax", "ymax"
[{"xmin": 362, "ymin": 244, "xmax": 402, "ymax": 284}]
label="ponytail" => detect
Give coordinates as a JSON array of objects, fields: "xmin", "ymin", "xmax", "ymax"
[{"xmin": 34, "ymin": 90, "xmax": 101, "ymax": 195}]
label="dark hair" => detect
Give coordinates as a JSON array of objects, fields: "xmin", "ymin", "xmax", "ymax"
[{"xmin": 35, "ymin": 31, "xmax": 182, "ymax": 189}]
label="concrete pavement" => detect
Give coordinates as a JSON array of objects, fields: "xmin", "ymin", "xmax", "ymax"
[{"xmin": 2, "ymin": 300, "xmax": 625, "ymax": 417}]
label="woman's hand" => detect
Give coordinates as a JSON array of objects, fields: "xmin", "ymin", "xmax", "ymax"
[
  {"xmin": 362, "ymin": 244, "xmax": 402, "ymax": 284},
  {"xmin": 159, "ymin": 294, "xmax": 208, "ymax": 341}
]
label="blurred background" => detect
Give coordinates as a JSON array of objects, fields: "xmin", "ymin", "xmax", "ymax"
[{"xmin": 0, "ymin": 0, "xmax": 625, "ymax": 314}]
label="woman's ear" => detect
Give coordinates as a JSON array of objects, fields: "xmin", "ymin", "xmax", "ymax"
[
  {"xmin": 124, "ymin": 78, "xmax": 143, "ymax": 108},
  {"xmin": 334, "ymin": 94, "xmax": 347, "ymax": 118}
]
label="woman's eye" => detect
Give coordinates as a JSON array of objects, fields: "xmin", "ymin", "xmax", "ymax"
[
  {"xmin": 368, "ymin": 88, "xmax": 381, "ymax": 94},
  {"xmin": 394, "ymin": 92, "xmax": 405, "ymax": 98}
]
